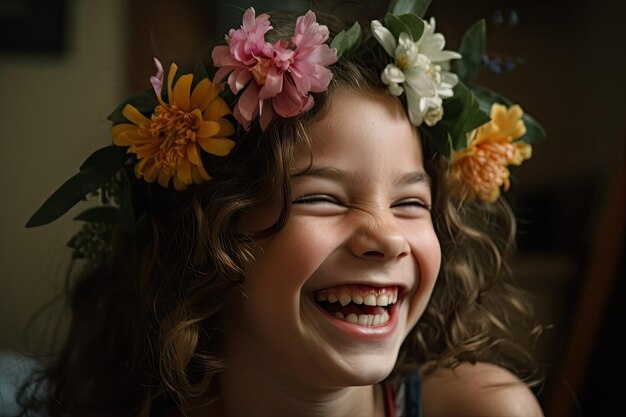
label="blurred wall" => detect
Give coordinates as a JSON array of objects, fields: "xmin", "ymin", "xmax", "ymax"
[{"xmin": 0, "ymin": 0, "xmax": 127, "ymax": 351}]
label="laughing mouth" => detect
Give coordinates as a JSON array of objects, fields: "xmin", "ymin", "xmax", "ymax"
[{"xmin": 314, "ymin": 285, "xmax": 399, "ymax": 327}]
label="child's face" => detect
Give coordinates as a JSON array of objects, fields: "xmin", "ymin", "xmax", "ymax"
[{"xmin": 226, "ymin": 88, "xmax": 441, "ymax": 387}]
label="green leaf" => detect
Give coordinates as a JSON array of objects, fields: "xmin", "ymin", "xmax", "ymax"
[
  {"xmin": 117, "ymin": 167, "xmax": 136, "ymax": 234},
  {"xmin": 456, "ymin": 20, "xmax": 486, "ymax": 84},
  {"xmin": 26, "ymin": 146, "xmax": 129, "ymax": 228},
  {"xmin": 330, "ymin": 21, "xmax": 362, "ymax": 60},
  {"xmin": 444, "ymin": 82, "xmax": 491, "ymax": 150},
  {"xmin": 520, "ymin": 112, "xmax": 547, "ymax": 144},
  {"xmin": 384, "ymin": 13, "xmax": 412, "ymax": 40},
  {"xmin": 79, "ymin": 145, "xmax": 125, "ymax": 171},
  {"xmin": 107, "ymin": 88, "xmax": 158, "ymax": 125},
  {"xmin": 445, "ymin": 134, "xmax": 453, "ymax": 157},
  {"xmin": 388, "ymin": 0, "xmax": 432, "ymax": 17},
  {"xmin": 471, "ymin": 84, "xmax": 503, "ymax": 114},
  {"xmin": 192, "ymin": 60, "xmax": 211, "ymax": 90},
  {"xmin": 398, "ymin": 14, "xmax": 425, "ymax": 41},
  {"xmin": 471, "ymin": 85, "xmax": 547, "ymax": 143},
  {"xmin": 73, "ymin": 206, "xmax": 118, "ymax": 223}
]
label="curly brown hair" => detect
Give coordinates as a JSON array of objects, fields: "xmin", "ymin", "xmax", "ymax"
[{"xmin": 18, "ymin": 11, "xmax": 541, "ymax": 417}]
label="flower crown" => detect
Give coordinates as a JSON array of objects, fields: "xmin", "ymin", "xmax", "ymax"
[{"xmin": 26, "ymin": 1, "xmax": 545, "ymax": 266}]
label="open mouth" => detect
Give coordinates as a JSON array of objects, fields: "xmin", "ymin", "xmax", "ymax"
[{"xmin": 314, "ymin": 285, "xmax": 399, "ymax": 327}]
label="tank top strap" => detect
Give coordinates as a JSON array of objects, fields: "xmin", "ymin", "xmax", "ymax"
[
  {"xmin": 384, "ymin": 371, "xmax": 422, "ymax": 417},
  {"xmin": 404, "ymin": 371, "xmax": 422, "ymax": 417}
]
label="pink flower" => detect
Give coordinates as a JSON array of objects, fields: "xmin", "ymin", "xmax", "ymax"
[
  {"xmin": 211, "ymin": 8, "xmax": 337, "ymax": 130},
  {"xmin": 149, "ymin": 57, "xmax": 164, "ymax": 98}
]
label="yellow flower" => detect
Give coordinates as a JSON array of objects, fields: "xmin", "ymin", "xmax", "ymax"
[
  {"xmin": 450, "ymin": 103, "xmax": 532, "ymax": 203},
  {"xmin": 112, "ymin": 63, "xmax": 235, "ymax": 190}
]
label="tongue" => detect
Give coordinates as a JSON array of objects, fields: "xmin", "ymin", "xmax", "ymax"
[{"xmin": 319, "ymin": 302, "xmax": 386, "ymax": 316}]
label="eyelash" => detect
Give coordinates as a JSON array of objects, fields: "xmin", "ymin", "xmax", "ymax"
[
  {"xmin": 392, "ymin": 199, "xmax": 432, "ymax": 211},
  {"xmin": 292, "ymin": 195, "xmax": 431, "ymax": 211},
  {"xmin": 292, "ymin": 194, "xmax": 339, "ymax": 205}
]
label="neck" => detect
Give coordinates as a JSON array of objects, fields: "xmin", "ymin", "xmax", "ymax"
[
  {"xmin": 192, "ymin": 343, "xmax": 386, "ymax": 417},
  {"xmin": 220, "ymin": 364, "xmax": 384, "ymax": 417}
]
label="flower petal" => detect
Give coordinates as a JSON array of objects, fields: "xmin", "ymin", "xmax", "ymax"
[
  {"xmin": 404, "ymin": 67, "xmax": 436, "ymax": 97},
  {"xmin": 143, "ymin": 159, "xmax": 160, "ymax": 183},
  {"xmin": 259, "ymin": 102, "xmax": 275, "ymax": 131},
  {"xmin": 150, "ymin": 57, "xmax": 164, "ymax": 98},
  {"xmin": 177, "ymin": 161, "xmax": 193, "ymax": 185},
  {"xmin": 213, "ymin": 65, "xmax": 233, "ymax": 85},
  {"xmin": 388, "ymin": 84, "xmax": 404, "ymax": 96},
  {"xmin": 167, "ymin": 63, "xmax": 178, "ymax": 103},
  {"xmin": 231, "ymin": 69, "xmax": 252, "ymax": 94},
  {"xmin": 191, "ymin": 163, "xmax": 210, "ymax": 184},
  {"xmin": 204, "ymin": 97, "xmax": 231, "ymax": 120},
  {"xmin": 403, "ymin": 82, "xmax": 427, "ymax": 126},
  {"xmin": 292, "ymin": 10, "xmax": 321, "ymax": 47},
  {"xmin": 273, "ymin": 76, "xmax": 313, "ymax": 118},
  {"xmin": 197, "ymin": 120, "xmax": 221, "ymax": 138},
  {"xmin": 172, "ymin": 74, "xmax": 193, "ymax": 111},
  {"xmin": 259, "ymin": 67, "xmax": 283, "ymax": 99},
  {"xmin": 158, "ymin": 170, "xmax": 170, "ymax": 188},
  {"xmin": 112, "ymin": 124, "xmax": 139, "ymax": 146},
  {"xmin": 190, "ymin": 79, "xmax": 220, "ymax": 111},
  {"xmin": 218, "ymin": 118, "xmax": 235, "ymax": 137},
  {"xmin": 290, "ymin": 60, "xmax": 333, "ymax": 93},
  {"xmin": 382, "ymin": 64, "xmax": 406, "ymax": 84},
  {"xmin": 122, "ymin": 104, "xmax": 150, "ymax": 126},
  {"xmin": 187, "ymin": 144, "xmax": 202, "ymax": 166},
  {"xmin": 234, "ymin": 82, "xmax": 261, "ymax": 126},
  {"xmin": 173, "ymin": 175, "xmax": 187, "ymax": 191},
  {"xmin": 371, "ymin": 20, "xmax": 396, "ymax": 57},
  {"xmin": 113, "ymin": 129, "xmax": 149, "ymax": 146},
  {"xmin": 133, "ymin": 142, "xmax": 161, "ymax": 159},
  {"xmin": 197, "ymin": 137, "xmax": 236, "ymax": 156}
]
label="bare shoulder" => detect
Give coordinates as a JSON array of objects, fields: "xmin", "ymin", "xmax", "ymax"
[{"xmin": 420, "ymin": 362, "xmax": 544, "ymax": 417}]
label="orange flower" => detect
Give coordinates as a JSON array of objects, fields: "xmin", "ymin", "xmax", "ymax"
[
  {"xmin": 450, "ymin": 104, "xmax": 531, "ymax": 203},
  {"xmin": 112, "ymin": 63, "xmax": 235, "ymax": 190}
]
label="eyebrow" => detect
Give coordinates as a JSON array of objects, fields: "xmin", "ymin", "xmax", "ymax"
[
  {"xmin": 393, "ymin": 170, "xmax": 432, "ymax": 188},
  {"xmin": 291, "ymin": 166, "xmax": 431, "ymax": 189}
]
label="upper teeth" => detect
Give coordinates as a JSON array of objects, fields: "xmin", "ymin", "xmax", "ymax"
[{"xmin": 315, "ymin": 286, "xmax": 398, "ymax": 307}]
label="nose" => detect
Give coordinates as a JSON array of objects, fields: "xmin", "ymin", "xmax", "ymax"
[{"xmin": 347, "ymin": 210, "xmax": 410, "ymax": 261}]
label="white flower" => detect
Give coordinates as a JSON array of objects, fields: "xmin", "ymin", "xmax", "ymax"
[
  {"xmin": 381, "ymin": 65, "xmax": 405, "ymax": 96},
  {"xmin": 371, "ymin": 17, "xmax": 461, "ymax": 127},
  {"xmin": 424, "ymin": 104, "xmax": 444, "ymax": 126}
]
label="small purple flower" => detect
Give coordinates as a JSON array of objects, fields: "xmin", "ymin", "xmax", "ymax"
[{"xmin": 149, "ymin": 57, "xmax": 164, "ymax": 98}]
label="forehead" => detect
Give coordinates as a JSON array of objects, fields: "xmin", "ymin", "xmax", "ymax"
[{"xmin": 293, "ymin": 88, "xmax": 424, "ymax": 174}]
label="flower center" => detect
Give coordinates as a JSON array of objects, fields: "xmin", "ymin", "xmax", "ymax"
[
  {"xmin": 251, "ymin": 57, "xmax": 272, "ymax": 85},
  {"xmin": 396, "ymin": 53, "xmax": 410, "ymax": 71},
  {"xmin": 143, "ymin": 104, "xmax": 199, "ymax": 174}
]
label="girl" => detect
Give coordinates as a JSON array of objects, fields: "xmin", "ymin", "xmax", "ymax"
[{"xmin": 21, "ymin": 3, "xmax": 544, "ymax": 416}]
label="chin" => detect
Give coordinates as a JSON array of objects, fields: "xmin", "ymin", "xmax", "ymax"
[{"xmin": 314, "ymin": 347, "xmax": 402, "ymax": 387}]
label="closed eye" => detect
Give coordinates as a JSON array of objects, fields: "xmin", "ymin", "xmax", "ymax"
[
  {"xmin": 292, "ymin": 194, "xmax": 341, "ymax": 205},
  {"xmin": 392, "ymin": 198, "xmax": 431, "ymax": 211}
]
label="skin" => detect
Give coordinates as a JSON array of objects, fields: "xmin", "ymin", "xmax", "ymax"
[
  {"xmin": 188, "ymin": 87, "xmax": 543, "ymax": 417},
  {"xmin": 199, "ymin": 87, "xmax": 441, "ymax": 417},
  {"xmin": 421, "ymin": 362, "xmax": 545, "ymax": 417}
]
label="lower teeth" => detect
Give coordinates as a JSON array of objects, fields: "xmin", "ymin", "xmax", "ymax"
[{"xmin": 333, "ymin": 311, "xmax": 390, "ymax": 326}]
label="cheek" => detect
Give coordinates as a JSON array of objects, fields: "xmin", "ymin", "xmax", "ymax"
[
  {"xmin": 225, "ymin": 221, "xmax": 335, "ymax": 348},
  {"xmin": 242, "ymin": 219, "xmax": 335, "ymax": 299},
  {"xmin": 406, "ymin": 227, "xmax": 442, "ymax": 327},
  {"xmin": 419, "ymin": 229, "xmax": 442, "ymax": 286}
]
